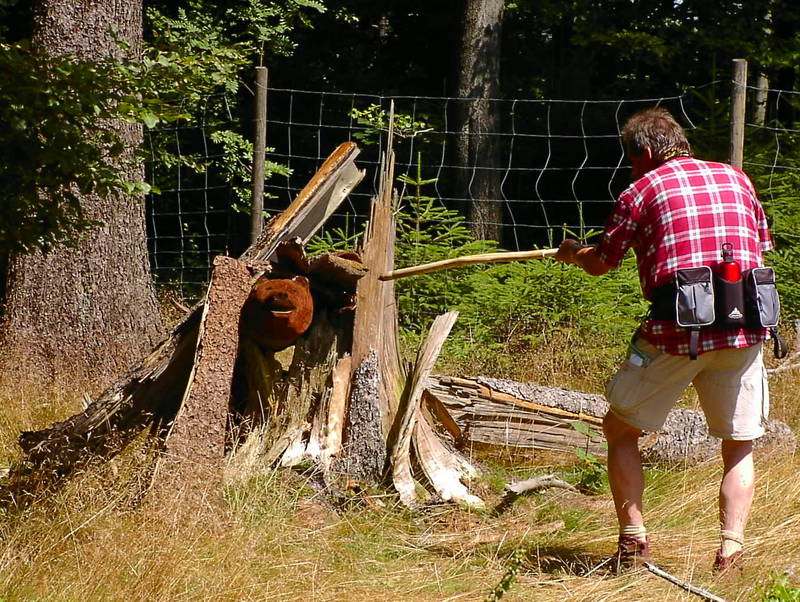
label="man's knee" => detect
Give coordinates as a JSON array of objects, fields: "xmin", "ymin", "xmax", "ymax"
[
  {"xmin": 721, "ymin": 439, "xmax": 754, "ymax": 467},
  {"xmin": 603, "ymin": 410, "xmax": 642, "ymax": 444}
]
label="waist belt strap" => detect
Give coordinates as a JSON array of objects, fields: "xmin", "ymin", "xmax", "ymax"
[
  {"xmin": 771, "ymin": 328, "xmax": 788, "ymax": 359},
  {"xmin": 688, "ymin": 328, "xmax": 700, "ymax": 360}
]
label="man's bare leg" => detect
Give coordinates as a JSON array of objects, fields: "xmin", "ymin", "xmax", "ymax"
[
  {"xmin": 718, "ymin": 439, "xmax": 755, "ymax": 557},
  {"xmin": 603, "ymin": 411, "xmax": 645, "ymax": 530}
]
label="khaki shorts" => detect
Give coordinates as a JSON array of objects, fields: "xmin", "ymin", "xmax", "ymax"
[{"xmin": 606, "ymin": 338, "xmax": 768, "ymax": 440}]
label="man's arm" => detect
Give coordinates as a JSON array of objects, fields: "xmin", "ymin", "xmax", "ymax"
[{"xmin": 554, "ymin": 239, "xmax": 614, "ymax": 276}]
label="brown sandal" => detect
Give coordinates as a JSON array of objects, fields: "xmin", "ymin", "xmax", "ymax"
[
  {"xmin": 612, "ymin": 534, "xmax": 650, "ymax": 571},
  {"xmin": 713, "ymin": 549, "xmax": 743, "ymax": 575}
]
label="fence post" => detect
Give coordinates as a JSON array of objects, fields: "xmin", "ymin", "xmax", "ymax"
[
  {"xmin": 250, "ymin": 66, "xmax": 268, "ymax": 244},
  {"xmin": 729, "ymin": 58, "xmax": 747, "ymax": 169}
]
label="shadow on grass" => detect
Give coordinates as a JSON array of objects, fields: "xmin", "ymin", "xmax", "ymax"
[{"xmin": 523, "ymin": 544, "xmax": 610, "ymax": 577}]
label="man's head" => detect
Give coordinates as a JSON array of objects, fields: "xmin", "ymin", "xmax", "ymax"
[{"xmin": 621, "ymin": 107, "xmax": 692, "ymax": 179}]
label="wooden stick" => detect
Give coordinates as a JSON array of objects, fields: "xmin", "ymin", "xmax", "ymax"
[
  {"xmin": 644, "ymin": 562, "xmax": 727, "ymax": 602},
  {"xmin": 378, "ymin": 248, "xmax": 558, "ymax": 281}
]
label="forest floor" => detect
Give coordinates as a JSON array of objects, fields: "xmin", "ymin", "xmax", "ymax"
[{"xmin": 1, "ymin": 346, "xmax": 798, "ymax": 602}]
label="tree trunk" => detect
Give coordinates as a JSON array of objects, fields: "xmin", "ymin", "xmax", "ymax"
[
  {"xmin": 455, "ymin": 0, "xmax": 504, "ymax": 242},
  {"xmin": 0, "ymin": 0, "xmax": 163, "ymax": 391}
]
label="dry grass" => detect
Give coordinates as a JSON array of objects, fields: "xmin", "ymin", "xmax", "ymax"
[{"xmin": 1, "ymin": 357, "xmax": 799, "ymax": 601}]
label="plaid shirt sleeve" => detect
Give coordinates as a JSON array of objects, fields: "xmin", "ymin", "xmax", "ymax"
[
  {"xmin": 596, "ymin": 186, "xmax": 639, "ymax": 268},
  {"xmin": 750, "ymin": 183, "xmax": 774, "ymax": 253}
]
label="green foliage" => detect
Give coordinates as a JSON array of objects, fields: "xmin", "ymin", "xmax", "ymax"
[
  {"xmin": 0, "ymin": 43, "xmax": 124, "ymax": 253},
  {"xmin": 307, "ymin": 221, "xmax": 362, "ymax": 255},
  {"xmin": 0, "ymin": 33, "xmax": 247, "ymax": 254},
  {"xmin": 757, "ymin": 573, "xmax": 800, "ymax": 602},
  {"xmin": 745, "ymin": 130, "xmax": 800, "ymax": 322},
  {"xmin": 311, "ymin": 109, "xmax": 645, "ymax": 374},
  {"xmin": 0, "ymin": 0, "xmax": 326, "ymax": 255},
  {"xmin": 148, "ymin": 0, "xmax": 326, "ymax": 64},
  {"xmin": 569, "ymin": 422, "xmax": 608, "ymax": 495},
  {"xmin": 395, "ymin": 156, "xmax": 497, "ymax": 332},
  {"xmin": 209, "ymin": 130, "xmax": 291, "ymax": 215},
  {"xmin": 349, "ymin": 104, "xmax": 432, "ymax": 146},
  {"xmin": 453, "ymin": 255, "xmax": 645, "ymax": 353}
]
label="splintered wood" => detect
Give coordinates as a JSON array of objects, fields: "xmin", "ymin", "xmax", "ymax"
[
  {"xmin": 391, "ymin": 312, "xmax": 459, "ymax": 507},
  {"xmin": 425, "ymin": 376, "xmax": 607, "ymax": 457}
]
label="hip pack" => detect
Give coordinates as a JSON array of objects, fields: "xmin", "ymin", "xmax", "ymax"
[{"xmin": 649, "ymin": 266, "xmax": 787, "ymax": 360}]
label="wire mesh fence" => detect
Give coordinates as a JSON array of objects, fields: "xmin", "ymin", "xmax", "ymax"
[
  {"xmin": 145, "ymin": 81, "xmax": 800, "ymax": 303},
  {"xmin": 145, "ymin": 92, "xmax": 241, "ymax": 301}
]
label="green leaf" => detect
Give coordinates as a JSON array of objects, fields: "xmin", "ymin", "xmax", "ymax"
[{"xmin": 141, "ymin": 112, "xmax": 159, "ymax": 129}]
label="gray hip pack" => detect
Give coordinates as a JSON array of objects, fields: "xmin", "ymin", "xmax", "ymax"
[{"xmin": 649, "ymin": 266, "xmax": 787, "ymax": 360}]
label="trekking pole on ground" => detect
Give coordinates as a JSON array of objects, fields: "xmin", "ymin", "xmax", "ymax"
[{"xmin": 378, "ymin": 248, "xmax": 558, "ymax": 281}]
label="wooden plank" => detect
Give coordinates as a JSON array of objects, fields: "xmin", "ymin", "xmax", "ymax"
[{"xmin": 242, "ymin": 142, "xmax": 364, "ymax": 262}]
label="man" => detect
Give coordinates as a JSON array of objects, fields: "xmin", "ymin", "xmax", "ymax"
[{"xmin": 555, "ymin": 107, "xmax": 773, "ymax": 573}]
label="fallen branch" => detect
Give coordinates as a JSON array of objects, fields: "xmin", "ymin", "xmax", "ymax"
[
  {"xmin": 767, "ymin": 351, "xmax": 800, "ymax": 375},
  {"xmin": 379, "ymin": 248, "xmax": 557, "ymax": 281},
  {"xmin": 644, "ymin": 562, "xmax": 727, "ymax": 602},
  {"xmin": 494, "ymin": 474, "xmax": 578, "ymax": 515},
  {"xmin": 506, "ymin": 474, "xmax": 579, "ymax": 496}
]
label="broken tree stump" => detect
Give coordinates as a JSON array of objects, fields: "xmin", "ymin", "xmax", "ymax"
[
  {"xmin": 0, "ymin": 143, "xmax": 365, "ymax": 508},
  {"xmin": 336, "ymin": 116, "xmax": 402, "ymax": 486},
  {"xmin": 334, "ymin": 350, "xmax": 387, "ymax": 484}
]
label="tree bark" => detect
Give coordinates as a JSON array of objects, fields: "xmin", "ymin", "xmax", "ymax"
[
  {"xmin": 455, "ymin": 0, "xmax": 504, "ymax": 242},
  {"xmin": 0, "ymin": 0, "xmax": 163, "ymax": 391}
]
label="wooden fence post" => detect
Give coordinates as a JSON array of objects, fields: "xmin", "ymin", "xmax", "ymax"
[
  {"xmin": 729, "ymin": 58, "xmax": 747, "ymax": 169},
  {"xmin": 251, "ymin": 66, "xmax": 269, "ymax": 244}
]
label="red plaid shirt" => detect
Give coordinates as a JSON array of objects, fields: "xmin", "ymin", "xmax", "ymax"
[{"xmin": 597, "ymin": 156, "xmax": 773, "ymax": 356}]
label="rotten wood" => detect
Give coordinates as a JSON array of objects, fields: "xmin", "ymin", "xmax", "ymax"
[
  {"xmin": 265, "ymin": 309, "xmax": 344, "ymax": 467},
  {"xmin": 379, "ymin": 248, "xmax": 558, "ymax": 281}
]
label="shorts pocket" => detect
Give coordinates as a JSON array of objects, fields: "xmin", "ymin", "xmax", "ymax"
[{"xmin": 605, "ymin": 359, "xmax": 649, "ymax": 413}]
